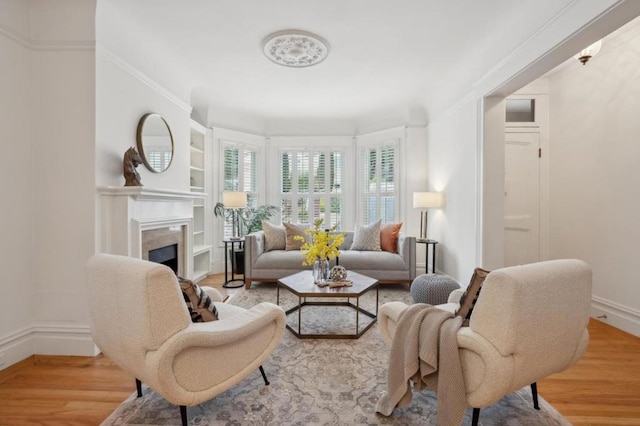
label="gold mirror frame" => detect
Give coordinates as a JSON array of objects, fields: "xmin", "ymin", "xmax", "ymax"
[{"xmin": 136, "ymin": 113, "xmax": 174, "ymax": 173}]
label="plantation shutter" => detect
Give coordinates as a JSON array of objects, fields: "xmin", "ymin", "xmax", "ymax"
[
  {"xmin": 279, "ymin": 148, "xmax": 343, "ymax": 228},
  {"xmin": 280, "ymin": 152, "xmax": 293, "ymax": 223},
  {"xmin": 222, "ymin": 142, "xmax": 260, "ymax": 239},
  {"xmin": 223, "ymin": 146, "xmax": 239, "ymax": 191},
  {"xmin": 380, "ymin": 145, "xmax": 395, "ymax": 222},
  {"xmin": 360, "ymin": 143, "xmax": 396, "ymax": 225}
]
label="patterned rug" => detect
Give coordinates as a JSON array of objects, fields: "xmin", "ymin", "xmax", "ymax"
[{"xmin": 102, "ymin": 283, "xmax": 569, "ymax": 425}]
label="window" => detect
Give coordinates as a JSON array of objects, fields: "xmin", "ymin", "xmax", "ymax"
[
  {"xmin": 280, "ymin": 149, "xmax": 344, "ymax": 229},
  {"xmin": 222, "ymin": 142, "xmax": 260, "ymax": 239},
  {"xmin": 360, "ymin": 143, "xmax": 396, "ymax": 225},
  {"xmin": 506, "ymin": 98, "xmax": 535, "ymax": 122}
]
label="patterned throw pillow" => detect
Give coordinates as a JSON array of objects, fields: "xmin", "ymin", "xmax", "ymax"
[
  {"xmin": 284, "ymin": 223, "xmax": 308, "ymax": 251},
  {"xmin": 380, "ymin": 222, "xmax": 403, "ymax": 253},
  {"xmin": 178, "ymin": 277, "xmax": 219, "ymax": 322},
  {"xmin": 455, "ymin": 267, "xmax": 490, "ymax": 326},
  {"xmin": 262, "ymin": 220, "xmax": 286, "ymax": 251},
  {"xmin": 350, "ymin": 219, "xmax": 382, "ymax": 251}
]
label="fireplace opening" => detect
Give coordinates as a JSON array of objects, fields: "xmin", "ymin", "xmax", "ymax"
[{"xmin": 149, "ymin": 244, "xmax": 178, "ymax": 274}]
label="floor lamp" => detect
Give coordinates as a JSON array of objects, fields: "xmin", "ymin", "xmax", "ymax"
[
  {"xmin": 223, "ymin": 191, "xmax": 247, "ymax": 240},
  {"xmin": 413, "ymin": 192, "xmax": 443, "ymax": 242}
]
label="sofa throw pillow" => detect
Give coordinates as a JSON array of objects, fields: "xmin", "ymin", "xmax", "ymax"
[
  {"xmin": 350, "ymin": 219, "xmax": 382, "ymax": 251},
  {"xmin": 455, "ymin": 267, "xmax": 490, "ymax": 326},
  {"xmin": 380, "ymin": 222, "xmax": 403, "ymax": 253},
  {"xmin": 284, "ymin": 222, "xmax": 308, "ymax": 251},
  {"xmin": 178, "ymin": 277, "xmax": 219, "ymax": 322},
  {"xmin": 262, "ymin": 220, "xmax": 286, "ymax": 251}
]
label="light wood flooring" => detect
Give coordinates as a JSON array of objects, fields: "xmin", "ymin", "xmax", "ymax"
[{"xmin": 1, "ymin": 273, "xmax": 639, "ymax": 426}]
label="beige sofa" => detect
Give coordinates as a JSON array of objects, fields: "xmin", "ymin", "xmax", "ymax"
[{"xmin": 244, "ymin": 231, "xmax": 416, "ymax": 289}]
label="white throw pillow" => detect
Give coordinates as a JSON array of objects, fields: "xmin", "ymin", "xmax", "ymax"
[
  {"xmin": 262, "ymin": 221, "xmax": 286, "ymax": 251},
  {"xmin": 350, "ymin": 219, "xmax": 382, "ymax": 251}
]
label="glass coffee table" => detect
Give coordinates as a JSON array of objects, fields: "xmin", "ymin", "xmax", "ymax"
[{"xmin": 277, "ymin": 270, "xmax": 379, "ymax": 339}]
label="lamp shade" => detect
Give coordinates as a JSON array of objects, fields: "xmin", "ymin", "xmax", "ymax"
[
  {"xmin": 222, "ymin": 191, "xmax": 247, "ymax": 208},
  {"xmin": 413, "ymin": 192, "xmax": 443, "ymax": 209}
]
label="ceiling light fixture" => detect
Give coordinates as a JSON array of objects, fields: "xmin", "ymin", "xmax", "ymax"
[
  {"xmin": 262, "ymin": 30, "xmax": 329, "ymax": 68},
  {"xmin": 574, "ymin": 40, "xmax": 602, "ymax": 65}
]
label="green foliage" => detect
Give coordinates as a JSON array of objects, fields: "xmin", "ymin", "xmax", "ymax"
[{"xmin": 214, "ymin": 202, "xmax": 279, "ymax": 237}]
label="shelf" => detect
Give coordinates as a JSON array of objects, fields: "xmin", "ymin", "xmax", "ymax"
[
  {"xmin": 193, "ymin": 244, "xmax": 212, "ymax": 256},
  {"xmin": 190, "ymin": 119, "xmax": 210, "ymax": 282}
]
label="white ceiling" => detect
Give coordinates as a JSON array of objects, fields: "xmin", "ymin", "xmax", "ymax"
[{"xmin": 97, "ymin": 0, "xmax": 576, "ymax": 134}]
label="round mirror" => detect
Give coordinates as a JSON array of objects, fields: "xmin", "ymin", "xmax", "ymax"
[{"xmin": 136, "ymin": 113, "xmax": 174, "ymax": 173}]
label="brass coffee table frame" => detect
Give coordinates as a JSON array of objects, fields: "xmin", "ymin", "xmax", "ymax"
[{"xmin": 277, "ymin": 270, "xmax": 379, "ymax": 339}]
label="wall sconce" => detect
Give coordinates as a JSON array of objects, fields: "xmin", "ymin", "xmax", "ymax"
[
  {"xmin": 574, "ymin": 40, "xmax": 602, "ymax": 65},
  {"xmin": 222, "ymin": 191, "xmax": 247, "ymax": 240},
  {"xmin": 413, "ymin": 192, "xmax": 444, "ymax": 242}
]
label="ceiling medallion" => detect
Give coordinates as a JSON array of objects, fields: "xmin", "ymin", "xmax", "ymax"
[{"xmin": 262, "ymin": 30, "xmax": 330, "ymax": 68}]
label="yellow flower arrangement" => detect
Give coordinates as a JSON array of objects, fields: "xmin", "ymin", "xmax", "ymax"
[{"xmin": 295, "ymin": 218, "xmax": 345, "ymax": 266}]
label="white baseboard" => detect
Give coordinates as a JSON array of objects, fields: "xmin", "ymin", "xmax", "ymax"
[
  {"xmin": 0, "ymin": 323, "xmax": 98, "ymax": 370},
  {"xmin": 591, "ymin": 296, "xmax": 640, "ymax": 338}
]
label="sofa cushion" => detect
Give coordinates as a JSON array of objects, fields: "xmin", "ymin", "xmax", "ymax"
[
  {"xmin": 262, "ymin": 221, "xmax": 286, "ymax": 251},
  {"xmin": 350, "ymin": 219, "xmax": 382, "ymax": 251},
  {"xmin": 284, "ymin": 223, "xmax": 308, "ymax": 250},
  {"xmin": 255, "ymin": 250, "xmax": 309, "ymax": 270},
  {"xmin": 455, "ymin": 267, "xmax": 490, "ymax": 326},
  {"xmin": 338, "ymin": 251, "xmax": 406, "ymax": 271},
  {"xmin": 380, "ymin": 222, "xmax": 403, "ymax": 253},
  {"xmin": 179, "ymin": 277, "xmax": 219, "ymax": 322}
]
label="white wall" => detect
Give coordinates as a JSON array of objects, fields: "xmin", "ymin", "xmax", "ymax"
[
  {"xmin": 95, "ymin": 48, "xmax": 192, "ymax": 190},
  {"xmin": 0, "ymin": 0, "xmax": 35, "ymax": 367},
  {"xmin": 426, "ymin": 98, "xmax": 480, "ymax": 284},
  {"xmin": 0, "ymin": 0, "xmax": 98, "ymax": 368},
  {"xmin": 547, "ymin": 19, "xmax": 640, "ymax": 335}
]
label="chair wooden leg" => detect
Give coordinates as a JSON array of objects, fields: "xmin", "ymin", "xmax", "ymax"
[
  {"xmin": 259, "ymin": 365, "xmax": 269, "ymax": 385},
  {"xmin": 471, "ymin": 407, "xmax": 480, "ymax": 425},
  {"xmin": 180, "ymin": 405, "xmax": 188, "ymax": 426},
  {"xmin": 531, "ymin": 382, "xmax": 540, "ymax": 409},
  {"xmin": 135, "ymin": 379, "xmax": 142, "ymax": 397}
]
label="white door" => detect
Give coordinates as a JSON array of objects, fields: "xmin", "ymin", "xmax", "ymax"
[{"xmin": 504, "ymin": 131, "xmax": 540, "ymax": 267}]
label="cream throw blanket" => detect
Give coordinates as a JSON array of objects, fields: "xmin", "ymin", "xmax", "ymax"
[{"xmin": 375, "ymin": 304, "xmax": 466, "ymax": 426}]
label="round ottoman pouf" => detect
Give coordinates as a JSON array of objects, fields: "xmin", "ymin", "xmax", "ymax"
[{"xmin": 410, "ymin": 274, "xmax": 460, "ymax": 305}]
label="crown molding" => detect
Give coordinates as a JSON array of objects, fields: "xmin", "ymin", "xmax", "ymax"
[
  {"xmin": 0, "ymin": 22, "xmax": 30, "ymax": 48},
  {"xmin": 97, "ymin": 44, "xmax": 192, "ymax": 113},
  {"xmin": 0, "ymin": 22, "xmax": 95, "ymax": 51}
]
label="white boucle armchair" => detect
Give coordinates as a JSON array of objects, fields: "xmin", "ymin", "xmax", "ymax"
[
  {"xmin": 86, "ymin": 254, "xmax": 286, "ymax": 426},
  {"xmin": 378, "ymin": 259, "xmax": 592, "ymax": 425}
]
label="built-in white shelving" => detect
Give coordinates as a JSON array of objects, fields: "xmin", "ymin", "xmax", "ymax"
[{"xmin": 190, "ymin": 121, "xmax": 212, "ymax": 282}]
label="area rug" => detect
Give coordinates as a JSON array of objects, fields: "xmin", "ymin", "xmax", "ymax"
[{"xmin": 102, "ymin": 283, "xmax": 569, "ymax": 425}]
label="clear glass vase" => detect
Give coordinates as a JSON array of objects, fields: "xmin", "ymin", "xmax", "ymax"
[{"xmin": 313, "ymin": 258, "xmax": 330, "ymax": 284}]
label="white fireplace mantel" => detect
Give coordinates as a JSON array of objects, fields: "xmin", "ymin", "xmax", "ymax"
[{"xmin": 97, "ymin": 186, "xmax": 201, "ymax": 279}]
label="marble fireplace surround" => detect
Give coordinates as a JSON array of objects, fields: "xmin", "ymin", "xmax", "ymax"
[{"xmin": 98, "ymin": 187, "xmax": 196, "ymax": 279}]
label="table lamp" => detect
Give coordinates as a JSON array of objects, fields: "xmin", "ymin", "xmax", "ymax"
[
  {"xmin": 223, "ymin": 191, "xmax": 247, "ymax": 239},
  {"xmin": 413, "ymin": 192, "xmax": 443, "ymax": 242}
]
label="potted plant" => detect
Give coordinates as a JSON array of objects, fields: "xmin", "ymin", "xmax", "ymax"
[{"xmin": 214, "ymin": 202, "xmax": 278, "ymax": 273}]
